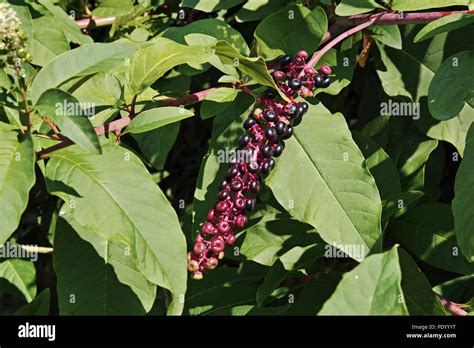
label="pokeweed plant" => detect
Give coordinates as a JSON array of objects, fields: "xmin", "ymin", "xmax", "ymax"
[{"xmin": 0, "ymin": 0, "xmax": 473, "ymax": 317}]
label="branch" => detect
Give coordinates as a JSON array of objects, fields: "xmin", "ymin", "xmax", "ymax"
[
  {"xmin": 36, "ymin": 88, "xmax": 216, "ymax": 160},
  {"xmin": 76, "ymin": 16, "xmax": 115, "ymax": 29},
  {"xmin": 439, "ymin": 295, "xmax": 469, "ymax": 316}
]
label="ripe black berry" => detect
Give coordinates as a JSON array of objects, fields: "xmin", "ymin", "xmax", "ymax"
[
  {"xmin": 245, "ymin": 198, "xmax": 255, "ymax": 211},
  {"xmin": 279, "ymin": 55, "xmax": 292, "ymax": 67},
  {"xmin": 267, "ymin": 158, "xmax": 275, "ymax": 169},
  {"xmin": 315, "ymin": 75, "xmax": 324, "ymax": 87},
  {"xmin": 286, "ymin": 104, "xmax": 299, "ymax": 118},
  {"xmin": 217, "ymin": 190, "xmax": 229, "ymax": 201},
  {"xmin": 262, "ymin": 144, "xmax": 274, "ymax": 158},
  {"xmin": 263, "ymin": 109, "xmax": 277, "ymax": 122},
  {"xmin": 321, "ymin": 77, "xmax": 331, "ymax": 88},
  {"xmin": 275, "ymin": 122, "xmax": 287, "ymax": 136},
  {"xmin": 299, "ymin": 102, "xmax": 309, "ymax": 115},
  {"xmin": 226, "ymin": 166, "xmax": 239, "ymax": 179},
  {"xmin": 283, "ymin": 126, "xmax": 294, "ymax": 139},
  {"xmin": 292, "ymin": 115, "xmax": 303, "ymax": 127},
  {"xmin": 261, "ymin": 161, "xmax": 272, "ymax": 175},
  {"xmin": 218, "ymin": 179, "xmax": 228, "ymax": 191},
  {"xmin": 273, "ymin": 143, "xmax": 284, "ymax": 157},
  {"xmin": 243, "ymin": 117, "xmax": 256, "ymax": 130},
  {"xmin": 230, "ymin": 180, "xmax": 243, "ymax": 192},
  {"xmin": 249, "ymin": 180, "xmax": 261, "ymax": 193},
  {"xmin": 265, "ymin": 127, "xmax": 278, "ymax": 141},
  {"xmin": 261, "ymin": 89, "xmax": 277, "ymax": 100},
  {"xmin": 234, "ymin": 197, "xmax": 246, "ymax": 210},
  {"xmin": 288, "ymin": 78, "xmax": 302, "ymax": 90},
  {"xmin": 239, "ymin": 135, "xmax": 251, "ymax": 147}
]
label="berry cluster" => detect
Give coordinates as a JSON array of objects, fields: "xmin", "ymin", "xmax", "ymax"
[
  {"xmin": 0, "ymin": 3, "xmax": 31, "ymax": 70},
  {"xmin": 188, "ymin": 51, "xmax": 332, "ymax": 279}
]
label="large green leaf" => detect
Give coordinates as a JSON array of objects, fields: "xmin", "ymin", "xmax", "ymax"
[
  {"xmin": 181, "ymin": 0, "xmax": 245, "ymax": 12},
  {"xmin": 453, "ymin": 124, "xmax": 474, "ymax": 262},
  {"xmin": 235, "ymin": 0, "xmax": 288, "ymax": 22},
  {"xmin": 128, "ymin": 38, "xmax": 213, "ymax": 96},
  {"xmin": 45, "ymin": 144, "xmax": 187, "ymax": 314},
  {"xmin": 31, "ymin": 42, "xmax": 137, "ymax": 103},
  {"xmin": 414, "ymin": 13, "xmax": 474, "ymax": 43},
  {"xmin": 0, "ymin": 131, "xmax": 36, "ymax": 245},
  {"xmin": 254, "ymin": 4, "xmax": 327, "ymax": 60},
  {"xmin": 92, "ymin": 0, "xmax": 134, "ymax": 17},
  {"xmin": 370, "ymin": 25, "xmax": 402, "ymax": 50},
  {"xmin": 54, "ymin": 218, "xmax": 156, "ymax": 314},
  {"xmin": 428, "ymin": 51, "xmax": 474, "ymax": 120},
  {"xmin": 392, "ymin": 203, "xmax": 474, "ymax": 274},
  {"xmin": 31, "ymin": 15, "xmax": 70, "ymax": 67},
  {"xmin": 319, "ymin": 247, "xmax": 408, "ymax": 315},
  {"xmin": 433, "ymin": 275, "xmax": 474, "ymax": 303},
  {"xmin": 390, "ymin": 0, "xmax": 472, "ymax": 11},
  {"xmin": 335, "ymin": 0, "xmax": 386, "ymax": 16},
  {"xmin": 266, "ymin": 104, "xmax": 382, "ymax": 261},
  {"xmin": 38, "ymin": 0, "xmax": 93, "ymax": 45},
  {"xmin": 0, "ymin": 259, "xmax": 36, "ymax": 303},
  {"xmin": 14, "ymin": 289, "xmax": 50, "ymax": 315},
  {"xmin": 35, "ymin": 89, "xmax": 102, "ymax": 154},
  {"xmin": 125, "ymin": 107, "xmax": 194, "ymax": 134}
]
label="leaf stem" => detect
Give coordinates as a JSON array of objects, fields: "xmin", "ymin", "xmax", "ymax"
[{"xmin": 438, "ymin": 295, "xmax": 468, "ymax": 316}]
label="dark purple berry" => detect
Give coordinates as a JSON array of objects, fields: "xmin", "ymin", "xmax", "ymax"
[
  {"xmin": 265, "ymin": 127, "xmax": 278, "ymax": 141},
  {"xmin": 273, "ymin": 143, "xmax": 284, "ymax": 157},
  {"xmin": 261, "ymin": 161, "xmax": 272, "ymax": 174},
  {"xmin": 315, "ymin": 75, "xmax": 324, "ymax": 87},
  {"xmin": 234, "ymin": 197, "xmax": 246, "ymax": 210},
  {"xmin": 275, "ymin": 122, "xmax": 287, "ymax": 136},
  {"xmin": 286, "ymin": 104, "xmax": 299, "ymax": 118},
  {"xmin": 262, "ymin": 144, "xmax": 274, "ymax": 158},
  {"xmin": 226, "ymin": 166, "xmax": 239, "ymax": 179},
  {"xmin": 292, "ymin": 115, "xmax": 303, "ymax": 127},
  {"xmin": 218, "ymin": 179, "xmax": 228, "ymax": 190},
  {"xmin": 239, "ymin": 134, "xmax": 251, "ymax": 147},
  {"xmin": 248, "ymin": 161, "xmax": 259, "ymax": 173},
  {"xmin": 267, "ymin": 158, "xmax": 275, "ymax": 169},
  {"xmin": 218, "ymin": 190, "xmax": 229, "ymax": 201},
  {"xmin": 261, "ymin": 89, "xmax": 277, "ymax": 100},
  {"xmin": 288, "ymin": 78, "xmax": 302, "ymax": 90},
  {"xmin": 249, "ymin": 180, "xmax": 261, "ymax": 193},
  {"xmin": 321, "ymin": 77, "xmax": 331, "ymax": 88},
  {"xmin": 230, "ymin": 180, "xmax": 243, "ymax": 192},
  {"xmin": 279, "ymin": 55, "xmax": 292, "ymax": 67},
  {"xmin": 299, "ymin": 102, "xmax": 309, "ymax": 115},
  {"xmin": 245, "ymin": 198, "xmax": 255, "ymax": 211},
  {"xmin": 243, "ymin": 117, "xmax": 256, "ymax": 130},
  {"xmin": 283, "ymin": 126, "xmax": 293, "ymax": 139},
  {"xmin": 263, "ymin": 109, "xmax": 277, "ymax": 122}
]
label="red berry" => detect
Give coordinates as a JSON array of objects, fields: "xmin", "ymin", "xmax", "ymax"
[
  {"xmin": 320, "ymin": 65, "xmax": 332, "ymax": 75},
  {"xmin": 193, "ymin": 242, "xmax": 207, "ymax": 255},
  {"xmin": 297, "ymin": 50, "xmax": 308, "ymax": 60},
  {"xmin": 217, "ymin": 220, "xmax": 231, "ymax": 234},
  {"xmin": 207, "ymin": 209, "xmax": 216, "ymax": 221},
  {"xmin": 226, "ymin": 234, "xmax": 237, "ymax": 245},
  {"xmin": 304, "ymin": 67, "xmax": 316, "ymax": 75},
  {"xmin": 205, "ymin": 257, "xmax": 218, "ymax": 270},
  {"xmin": 202, "ymin": 222, "xmax": 215, "ymax": 235},
  {"xmin": 235, "ymin": 215, "xmax": 248, "ymax": 228},
  {"xmin": 215, "ymin": 201, "xmax": 228, "ymax": 212},
  {"xmin": 211, "ymin": 238, "xmax": 225, "ymax": 252},
  {"xmin": 273, "ymin": 70, "xmax": 286, "ymax": 81}
]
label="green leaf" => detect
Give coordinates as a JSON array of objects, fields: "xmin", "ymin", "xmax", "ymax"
[
  {"xmin": 392, "ymin": 203, "xmax": 474, "ymax": 274},
  {"xmin": 209, "ymin": 304, "xmax": 289, "ymax": 315},
  {"xmin": 184, "ymin": 262, "xmax": 266, "ymax": 315},
  {"xmin": 180, "ymin": 0, "xmax": 245, "ymax": 12},
  {"xmin": 214, "ymin": 41, "xmax": 286, "ymax": 100},
  {"xmin": 14, "ymin": 289, "xmax": 50, "ymax": 315},
  {"xmin": 125, "ymin": 107, "xmax": 194, "ymax": 134},
  {"xmin": 266, "ymin": 104, "xmax": 382, "ymax": 261},
  {"xmin": 254, "ymin": 5, "xmax": 328, "ymax": 60},
  {"xmin": 45, "ymin": 144, "xmax": 187, "ymax": 315},
  {"xmin": 398, "ymin": 249, "xmax": 446, "ymax": 315},
  {"xmin": 286, "ymin": 273, "xmax": 342, "ymax": 315},
  {"xmin": 0, "ymin": 131, "xmax": 36, "ymax": 245},
  {"xmin": 453, "ymin": 124, "xmax": 474, "ymax": 262},
  {"xmin": 370, "ymin": 25, "xmax": 402, "ymax": 50},
  {"xmin": 428, "ymin": 51, "xmax": 474, "ymax": 120},
  {"xmin": 93, "ymin": 0, "xmax": 134, "ymax": 17},
  {"xmin": 335, "ymin": 0, "xmax": 386, "ymax": 16},
  {"xmin": 319, "ymin": 247, "xmax": 408, "ymax": 315},
  {"xmin": 31, "ymin": 15, "xmax": 70, "ymax": 67},
  {"xmin": 161, "ymin": 18, "xmax": 249, "ymax": 55},
  {"xmin": 433, "ymin": 275, "xmax": 474, "ymax": 303},
  {"xmin": 38, "ymin": 0, "xmax": 93, "ymax": 45},
  {"xmin": 235, "ymin": 0, "xmax": 288, "ymax": 22},
  {"xmin": 256, "ymin": 260, "xmax": 287, "ymax": 306},
  {"xmin": 31, "ymin": 42, "xmax": 137, "ymax": 103},
  {"xmin": 201, "ymin": 88, "xmax": 239, "ymax": 120},
  {"xmin": 382, "ymin": 190, "xmax": 424, "ymax": 221},
  {"xmin": 414, "ymin": 14, "xmax": 474, "ymax": 43},
  {"xmin": 35, "ymin": 89, "xmax": 102, "ymax": 154},
  {"xmin": 132, "ymin": 123, "xmax": 180, "ymax": 171},
  {"xmin": 0, "ymin": 259, "xmax": 36, "ymax": 303},
  {"xmin": 239, "ymin": 215, "xmax": 324, "ymax": 268},
  {"xmin": 353, "ymin": 131, "xmax": 401, "ymax": 200},
  {"xmin": 390, "ymin": 0, "xmax": 472, "ymax": 12},
  {"xmin": 128, "ymin": 38, "xmax": 213, "ymax": 96},
  {"xmin": 54, "ymin": 218, "xmax": 156, "ymax": 314}
]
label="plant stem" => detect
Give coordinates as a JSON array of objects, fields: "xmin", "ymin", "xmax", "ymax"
[
  {"xmin": 438, "ymin": 295, "xmax": 468, "ymax": 316},
  {"xmin": 301, "ymin": 15, "xmax": 380, "ymax": 77}
]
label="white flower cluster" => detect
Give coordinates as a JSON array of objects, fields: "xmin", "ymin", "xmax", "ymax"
[{"xmin": 0, "ymin": 3, "xmax": 30, "ymax": 68}]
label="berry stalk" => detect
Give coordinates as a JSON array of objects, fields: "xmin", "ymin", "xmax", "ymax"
[{"xmin": 188, "ymin": 51, "xmax": 333, "ymax": 279}]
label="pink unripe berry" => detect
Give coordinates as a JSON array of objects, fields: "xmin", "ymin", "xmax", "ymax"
[
  {"xmin": 217, "ymin": 220, "xmax": 231, "ymax": 234},
  {"xmin": 304, "ymin": 67, "xmax": 316, "ymax": 75},
  {"xmin": 207, "ymin": 209, "xmax": 216, "ymax": 221},
  {"xmin": 215, "ymin": 201, "xmax": 228, "ymax": 212},
  {"xmin": 226, "ymin": 234, "xmax": 237, "ymax": 246},
  {"xmin": 320, "ymin": 65, "xmax": 332, "ymax": 75},
  {"xmin": 192, "ymin": 271, "xmax": 203, "ymax": 280},
  {"xmin": 202, "ymin": 222, "xmax": 215, "ymax": 235},
  {"xmin": 193, "ymin": 241, "xmax": 206, "ymax": 255},
  {"xmin": 235, "ymin": 215, "xmax": 248, "ymax": 228},
  {"xmin": 273, "ymin": 70, "xmax": 286, "ymax": 81},
  {"xmin": 205, "ymin": 257, "xmax": 218, "ymax": 270},
  {"xmin": 297, "ymin": 50, "xmax": 308, "ymax": 59},
  {"xmin": 211, "ymin": 238, "xmax": 225, "ymax": 253},
  {"xmin": 300, "ymin": 87, "xmax": 313, "ymax": 98}
]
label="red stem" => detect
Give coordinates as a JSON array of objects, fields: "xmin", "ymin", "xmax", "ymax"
[{"xmin": 439, "ymin": 295, "xmax": 468, "ymax": 316}]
